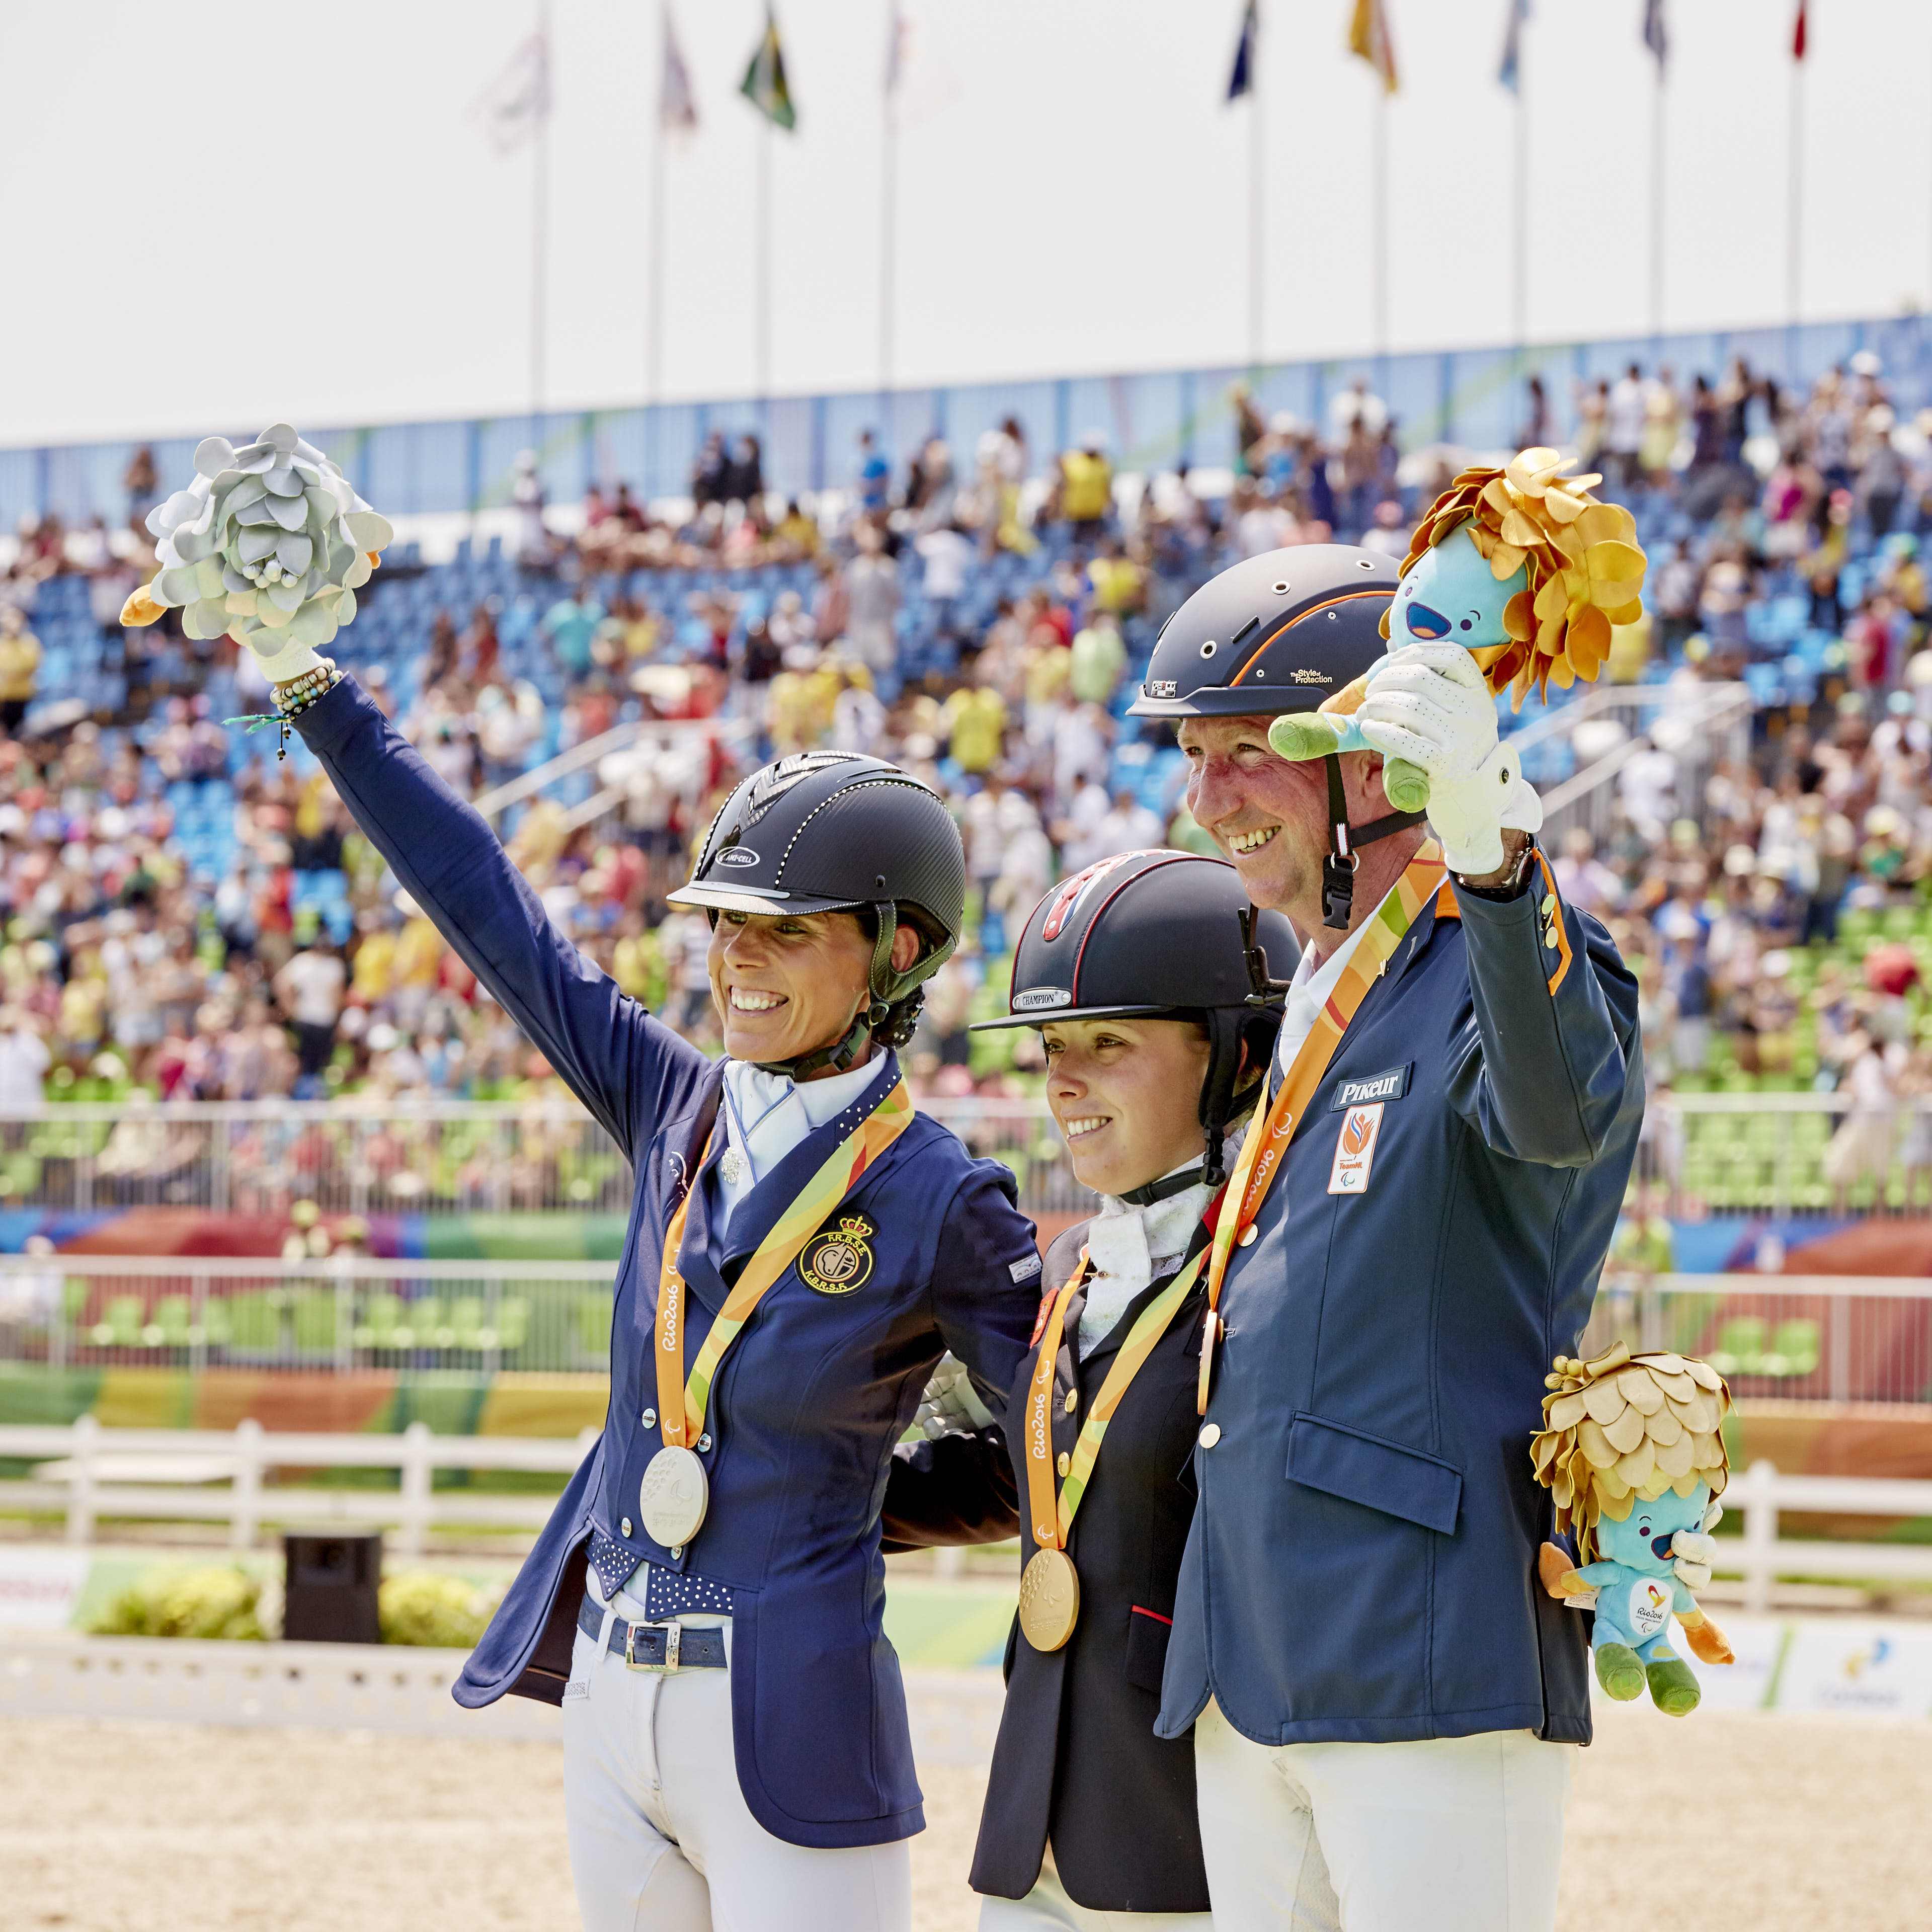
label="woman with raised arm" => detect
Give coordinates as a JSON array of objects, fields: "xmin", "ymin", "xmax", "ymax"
[
  {"xmin": 886, "ymin": 851, "xmax": 1293, "ymax": 1930},
  {"xmin": 269, "ymin": 663, "xmax": 1041, "ymax": 1926}
]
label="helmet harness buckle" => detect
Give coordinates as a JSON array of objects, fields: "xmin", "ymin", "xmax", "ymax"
[{"xmin": 1320, "ymin": 753, "xmax": 1426, "ymax": 931}]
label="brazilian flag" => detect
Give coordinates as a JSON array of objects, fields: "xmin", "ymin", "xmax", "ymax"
[{"xmin": 740, "ymin": 10, "xmax": 796, "ymax": 131}]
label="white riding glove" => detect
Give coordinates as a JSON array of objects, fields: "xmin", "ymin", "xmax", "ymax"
[
  {"xmin": 1671, "ymin": 1528, "xmax": 1718, "ymax": 1592},
  {"xmin": 915, "ymin": 1352, "xmax": 997, "ymax": 1439},
  {"xmin": 1354, "ymin": 643, "xmax": 1542, "ymax": 875},
  {"xmin": 246, "ymin": 633, "xmax": 329, "ymax": 683}
]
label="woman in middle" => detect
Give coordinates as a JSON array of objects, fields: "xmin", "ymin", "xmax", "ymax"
[{"xmin": 887, "ymin": 850, "xmax": 1295, "ymax": 1929}]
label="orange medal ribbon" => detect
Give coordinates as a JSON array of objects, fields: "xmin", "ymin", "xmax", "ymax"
[{"xmin": 1196, "ymin": 842, "xmax": 1446, "ymax": 1413}]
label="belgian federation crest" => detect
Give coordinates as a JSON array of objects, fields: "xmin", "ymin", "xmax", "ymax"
[{"xmin": 800, "ymin": 1214, "xmax": 876, "ymax": 1295}]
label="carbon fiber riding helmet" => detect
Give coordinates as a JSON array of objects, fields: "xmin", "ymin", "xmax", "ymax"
[
  {"xmin": 1128, "ymin": 544, "xmax": 1424, "ymax": 930},
  {"xmin": 669, "ymin": 750, "xmax": 965, "ymax": 1076},
  {"xmin": 973, "ymin": 850, "xmax": 1296, "ymax": 1188}
]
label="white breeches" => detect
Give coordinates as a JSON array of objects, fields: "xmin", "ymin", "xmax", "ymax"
[
  {"xmin": 1191, "ymin": 1702, "xmax": 1572, "ymax": 1932},
  {"xmin": 561, "ymin": 1586, "xmax": 911, "ymax": 1932},
  {"xmin": 978, "ymin": 1856, "xmax": 1214, "ymax": 1931}
]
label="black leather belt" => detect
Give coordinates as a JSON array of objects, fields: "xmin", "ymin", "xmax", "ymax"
[{"xmin": 578, "ymin": 1593, "xmax": 727, "ymax": 1671}]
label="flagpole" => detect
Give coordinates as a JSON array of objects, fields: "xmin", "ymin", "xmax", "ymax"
[
  {"xmin": 1248, "ymin": 4, "xmax": 1263, "ymax": 371},
  {"xmin": 880, "ymin": 3, "xmax": 898, "ymax": 413},
  {"xmin": 1648, "ymin": 49, "xmax": 1665, "ymax": 353},
  {"xmin": 1372, "ymin": 86, "xmax": 1389, "ymax": 370},
  {"xmin": 1511, "ymin": 59, "xmax": 1527, "ymax": 358},
  {"xmin": 1787, "ymin": 26, "xmax": 1804, "ymax": 378},
  {"xmin": 531, "ymin": 0, "xmax": 551, "ymax": 439},
  {"xmin": 649, "ymin": 2, "xmax": 668, "ymax": 408},
  {"xmin": 756, "ymin": 113, "xmax": 772, "ymax": 407}
]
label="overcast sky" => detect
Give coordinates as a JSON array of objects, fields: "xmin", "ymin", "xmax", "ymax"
[{"xmin": 5, "ymin": 0, "xmax": 1931, "ymax": 447}]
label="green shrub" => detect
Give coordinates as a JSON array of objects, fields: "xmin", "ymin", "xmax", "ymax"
[
  {"xmin": 88, "ymin": 1566, "xmax": 267, "ymax": 1641},
  {"xmin": 378, "ymin": 1571, "xmax": 501, "ymax": 1648}
]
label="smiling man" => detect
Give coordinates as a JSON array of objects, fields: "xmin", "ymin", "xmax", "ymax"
[{"xmin": 1127, "ymin": 545, "xmax": 1647, "ymax": 1932}]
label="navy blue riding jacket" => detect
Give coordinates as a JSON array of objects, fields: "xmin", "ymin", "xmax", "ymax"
[
  {"xmin": 293, "ymin": 679, "xmax": 1042, "ymax": 1848},
  {"xmin": 1157, "ymin": 877, "xmax": 1643, "ymax": 1750}
]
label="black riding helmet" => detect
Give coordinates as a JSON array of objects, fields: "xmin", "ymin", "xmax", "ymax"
[
  {"xmin": 973, "ymin": 850, "xmax": 1296, "ymax": 1189},
  {"xmin": 1128, "ymin": 544, "xmax": 1424, "ymax": 931},
  {"xmin": 669, "ymin": 750, "xmax": 965, "ymax": 1078}
]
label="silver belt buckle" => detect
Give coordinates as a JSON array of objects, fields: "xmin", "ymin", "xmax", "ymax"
[{"xmin": 624, "ymin": 1620, "xmax": 680, "ymax": 1672}]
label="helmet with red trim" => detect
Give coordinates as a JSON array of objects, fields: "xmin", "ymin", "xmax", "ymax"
[{"xmin": 973, "ymin": 850, "xmax": 1296, "ymax": 1188}]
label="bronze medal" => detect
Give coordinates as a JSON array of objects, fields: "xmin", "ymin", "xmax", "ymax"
[
  {"xmin": 638, "ymin": 1444, "xmax": 709, "ymax": 1548},
  {"xmin": 1018, "ymin": 1545, "xmax": 1081, "ymax": 1652}
]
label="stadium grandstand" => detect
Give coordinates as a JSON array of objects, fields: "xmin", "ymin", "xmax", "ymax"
[{"xmin": 3, "ymin": 318, "xmax": 1932, "ymax": 1409}]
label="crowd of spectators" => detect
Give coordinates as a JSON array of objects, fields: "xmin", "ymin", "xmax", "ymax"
[{"xmin": 6, "ymin": 350, "xmax": 1932, "ymax": 1165}]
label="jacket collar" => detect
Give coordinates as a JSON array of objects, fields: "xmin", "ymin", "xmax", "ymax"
[
  {"xmin": 708, "ymin": 1049, "xmax": 904, "ymax": 1279},
  {"xmin": 1265, "ymin": 887, "xmax": 1458, "ymax": 1107}
]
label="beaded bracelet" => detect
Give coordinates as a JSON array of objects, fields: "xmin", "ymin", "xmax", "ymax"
[
  {"xmin": 223, "ymin": 660, "xmax": 341, "ymax": 761},
  {"xmin": 274, "ymin": 659, "xmax": 341, "ymax": 714}
]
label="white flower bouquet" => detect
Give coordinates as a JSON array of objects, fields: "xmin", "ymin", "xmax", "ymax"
[{"xmin": 120, "ymin": 423, "xmax": 392, "ymax": 681}]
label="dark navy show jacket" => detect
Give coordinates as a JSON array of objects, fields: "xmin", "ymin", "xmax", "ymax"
[
  {"xmin": 294, "ymin": 680, "xmax": 1043, "ymax": 1848},
  {"xmin": 1157, "ymin": 879, "xmax": 1643, "ymax": 1751}
]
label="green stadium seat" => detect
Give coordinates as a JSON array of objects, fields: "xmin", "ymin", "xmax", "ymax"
[
  {"xmin": 578, "ymin": 1290, "xmax": 611, "ymax": 1357},
  {"xmin": 292, "ymin": 1289, "xmax": 342, "ymax": 1351},
  {"xmin": 90, "ymin": 1295, "xmax": 146, "ymax": 1347},
  {"xmin": 1763, "ymin": 1318, "xmax": 1821, "ymax": 1378},
  {"xmin": 355, "ymin": 1291, "xmax": 403, "ymax": 1346},
  {"xmin": 226, "ymin": 1292, "xmax": 282, "ymax": 1350},
  {"xmin": 1709, "ymin": 1316, "xmax": 1767, "ymax": 1378}
]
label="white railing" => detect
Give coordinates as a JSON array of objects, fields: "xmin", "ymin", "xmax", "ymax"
[
  {"xmin": 0, "ymin": 1418, "xmax": 597, "ymax": 1559},
  {"xmin": 0, "ymin": 1252, "xmax": 620, "ymax": 1376},
  {"xmin": 1585, "ymin": 1272, "xmax": 1932, "ymax": 1407},
  {"xmin": 1721, "ymin": 1460, "xmax": 1932, "ymax": 1614},
  {"xmin": 4, "ymin": 1425, "xmax": 1931, "ymax": 1624},
  {"xmin": 8, "ymin": 1255, "xmax": 1929, "ymax": 1403},
  {"xmin": 0, "ymin": 1095, "xmax": 1083, "ymax": 1218},
  {"xmin": 6, "ymin": 1087, "xmax": 1930, "ymax": 1221}
]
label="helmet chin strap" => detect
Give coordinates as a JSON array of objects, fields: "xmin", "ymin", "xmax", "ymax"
[
  {"xmin": 749, "ymin": 900, "xmax": 908, "ymax": 1081},
  {"xmin": 1320, "ymin": 753, "xmax": 1427, "ymax": 931}
]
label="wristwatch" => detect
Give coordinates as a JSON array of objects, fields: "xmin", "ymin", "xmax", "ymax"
[{"xmin": 1455, "ymin": 835, "xmax": 1536, "ymax": 903}]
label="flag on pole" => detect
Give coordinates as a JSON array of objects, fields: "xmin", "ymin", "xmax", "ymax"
[
  {"xmin": 1791, "ymin": 0, "xmax": 1808, "ymax": 60},
  {"xmin": 661, "ymin": 7, "xmax": 698, "ymax": 135},
  {"xmin": 1348, "ymin": 0, "xmax": 1398, "ymax": 94},
  {"xmin": 887, "ymin": 2, "xmax": 961, "ymax": 126},
  {"xmin": 470, "ymin": 31, "xmax": 551, "ymax": 155},
  {"xmin": 1228, "ymin": 0, "xmax": 1258, "ymax": 101},
  {"xmin": 741, "ymin": 9, "xmax": 797, "ymax": 130},
  {"xmin": 1497, "ymin": 0, "xmax": 1529, "ymax": 94},
  {"xmin": 1643, "ymin": 0, "xmax": 1667, "ymax": 75}
]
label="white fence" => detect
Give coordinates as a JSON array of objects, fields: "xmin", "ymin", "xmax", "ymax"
[
  {"xmin": 0, "ymin": 1096, "xmax": 1083, "ymax": 1219},
  {"xmin": 1585, "ymin": 1272, "xmax": 1932, "ymax": 1407},
  {"xmin": 5, "ymin": 1424, "xmax": 1932, "ymax": 1615},
  {"xmin": 3, "ymin": 1086, "xmax": 1930, "ymax": 1221},
  {"xmin": 0, "ymin": 1419, "xmax": 596, "ymax": 1558},
  {"xmin": 0, "ymin": 1252, "xmax": 622, "ymax": 1376},
  {"xmin": 1723, "ymin": 1460, "xmax": 1932, "ymax": 1614},
  {"xmin": 9, "ymin": 1253, "xmax": 1930, "ymax": 1405}
]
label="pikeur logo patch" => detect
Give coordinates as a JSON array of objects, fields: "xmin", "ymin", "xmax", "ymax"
[{"xmin": 1329, "ymin": 1064, "xmax": 1413, "ymax": 1111}]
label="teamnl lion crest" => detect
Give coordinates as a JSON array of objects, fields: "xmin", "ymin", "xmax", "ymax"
[{"xmin": 800, "ymin": 1214, "xmax": 876, "ymax": 1295}]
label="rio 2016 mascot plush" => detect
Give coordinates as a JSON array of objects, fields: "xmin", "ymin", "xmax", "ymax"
[
  {"xmin": 1266, "ymin": 447, "xmax": 1648, "ymax": 813},
  {"xmin": 1530, "ymin": 1341, "xmax": 1735, "ymax": 1716}
]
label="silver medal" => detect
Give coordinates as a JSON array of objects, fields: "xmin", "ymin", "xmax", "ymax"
[{"xmin": 638, "ymin": 1444, "xmax": 709, "ymax": 1548}]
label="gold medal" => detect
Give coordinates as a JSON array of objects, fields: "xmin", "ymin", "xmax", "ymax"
[
  {"xmin": 638, "ymin": 1444, "xmax": 709, "ymax": 1549},
  {"xmin": 1018, "ymin": 1546, "xmax": 1080, "ymax": 1651}
]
